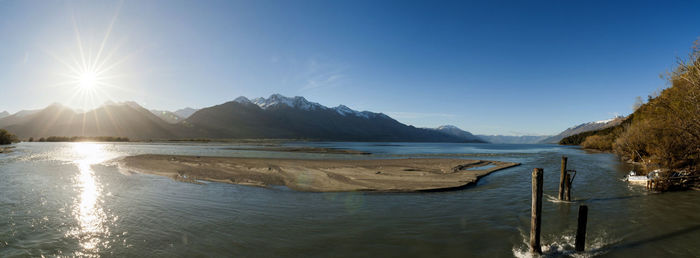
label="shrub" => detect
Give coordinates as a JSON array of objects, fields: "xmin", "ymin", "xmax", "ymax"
[
  {"xmin": 581, "ymin": 134, "xmax": 614, "ymax": 151},
  {"xmin": 0, "ymin": 129, "xmax": 18, "ymax": 145}
]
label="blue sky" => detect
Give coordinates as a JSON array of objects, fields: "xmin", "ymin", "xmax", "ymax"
[{"xmin": 1, "ymin": 0, "xmax": 699, "ymax": 135}]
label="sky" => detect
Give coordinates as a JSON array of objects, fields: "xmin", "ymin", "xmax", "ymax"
[{"xmin": 1, "ymin": 0, "xmax": 699, "ymax": 135}]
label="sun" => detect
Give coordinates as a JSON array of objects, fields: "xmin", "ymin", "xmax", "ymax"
[
  {"xmin": 47, "ymin": 5, "xmax": 133, "ymax": 111},
  {"xmin": 78, "ymin": 70, "xmax": 99, "ymax": 90}
]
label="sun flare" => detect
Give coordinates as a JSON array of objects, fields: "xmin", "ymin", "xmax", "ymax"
[
  {"xmin": 47, "ymin": 6, "xmax": 133, "ymax": 111},
  {"xmin": 78, "ymin": 70, "xmax": 99, "ymax": 90}
]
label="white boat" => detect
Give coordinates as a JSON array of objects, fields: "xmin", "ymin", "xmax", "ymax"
[{"xmin": 626, "ymin": 171, "xmax": 649, "ymax": 184}]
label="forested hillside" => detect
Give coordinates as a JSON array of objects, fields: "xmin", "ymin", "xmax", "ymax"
[{"xmin": 561, "ymin": 42, "xmax": 700, "ymax": 171}]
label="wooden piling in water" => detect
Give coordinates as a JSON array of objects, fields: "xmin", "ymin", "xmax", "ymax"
[
  {"xmin": 530, "ymin": 168, "xmax": 543, "ymax": 254},
  {"xmin": 564, "ymin": 173, "xmax": 572, "ymax": 201},
  {"xmin": 575, "ymin": 205, "xmax": 588, "ymax": 252},
  {"xmin": 559, "ymin": 156, "xmax": 567, "ymax": 200}
]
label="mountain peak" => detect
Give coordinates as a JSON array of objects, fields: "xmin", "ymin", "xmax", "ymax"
[
  {"xmin": 436, "ymin": 125, "xmax": 460, "ymax": 130},
  {"xmin": 592, "ymin": 115, "xmax": 624, "ymax": 124},
  {"xmin": 174, "ymin": 107, "xmax": 198, "ymax": 119},
  {"xmin": 333, "ymin": 105, "xmax": 370, "ymax": 118},
  {"xmin": 234, "ymin": 96, "xmax": 252, "ymax": 104},
  {"xmin": 123, "ymin": 101, "xmax": 143, "ymax": 108},
  {"xmin": 431, "ymin": 125, "xmax": 483, "ymax": 142},
  {"xmin": 253, "ymin": 94, "xmax": 324, "ymax": 110},
  {"xmin": 47, "ymin": 102, "xmax": 65, "ymax": 108}
]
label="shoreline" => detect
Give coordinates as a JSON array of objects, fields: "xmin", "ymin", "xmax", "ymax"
[
  {"xmin": 0, "ymin": 146, "xmax": 14, "ymax": 153},
  {"xmin": 118, "ymin": 154, "xmax": 520, "ymax": 192}
]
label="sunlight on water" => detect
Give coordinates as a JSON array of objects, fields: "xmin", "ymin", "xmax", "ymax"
[
  {"xmin": 512, "ymin": 228, "xmax": 621, "ymax": 258},
  {"xmin": 65, "ymin": 143, "xmax": 113, "ymax": 256}
]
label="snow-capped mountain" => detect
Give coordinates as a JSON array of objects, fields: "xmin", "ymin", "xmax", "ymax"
[
  {"xmin": 0, "ymin": 111, "xmax": 9, "ymax": 119},
  {"xmin": 246, "ymin": 94, "xmax": 383, "ymax": 119},
  {"xmin": 251, "ymin": 94, "xmax": 326, "ymax": 111},
  {"xmin": 334, "ymin": 105, "xmax": 373, "ymax": 118},
  {"xmin": 541, "ymin": 116, "xmax": 625, "ymax": 143},
  {"xmin": 182, "ymin": 94, "xmax": 481, "ymax": 142}
]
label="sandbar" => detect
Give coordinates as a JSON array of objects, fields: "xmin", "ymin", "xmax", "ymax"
[{"xmin": 118, "ymin": 154, "xmax": 520, "ymax": 192}]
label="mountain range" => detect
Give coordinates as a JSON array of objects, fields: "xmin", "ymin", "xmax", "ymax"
[
  {"xmin": 430, "ymin": 125, "xmax": 483, "ymax": 142},
  {"xmin": 0, "ymin": 102, "xmax": 181, "ymax": 139},
  {"xmin": 0, "ymin": 94, "xmax": 624, "ymax": 144},
  {"xmin": 538, "ymin": 116, "xmax": 625, "ymax": 144},
  {"xmin": 0, "ymin": 94, "xmax": 483, "ymax": 142}
]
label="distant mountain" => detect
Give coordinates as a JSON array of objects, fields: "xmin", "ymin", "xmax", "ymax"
[
  {"xmin": 0, "ymin": 94, "xmax": 489, "ymax": 142},
  {"xmin": 174, "ymin": 108, "xmax": 198, "ymax": 119},
  {"xmin": 477, "ymin": 135, "xmax": 551, "ymax": 144},
  {"xmin": 430, "ymin": 125, "xmax": 484, "ymax": 142},
  {"xmin": 540, "ymin": 116, "xmax": 625, "ymax": 144},
  {"xmin": 13, "ymin": 109, "xmax": 40, "ymax": 117},
  {"xmin": 0, "ymin": 111, "xmax": 9, "ymax": 119},
  {"xmin": 0, "ymin": 102, "xmax": 184, "ymax": 139},
  {"xmin": 183, "ymin": 94, "xmax": 479, "ymax": 142},
  {"xmin": 150, "ymin": 109, "xmax": 185, "ymax": 124}
]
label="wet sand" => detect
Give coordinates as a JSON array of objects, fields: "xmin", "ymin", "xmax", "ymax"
[{"xmin": 118, "ymin": 154, "xmax": 520, "ymax": 192}]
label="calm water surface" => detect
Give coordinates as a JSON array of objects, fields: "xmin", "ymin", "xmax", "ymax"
[{"xmin": 1, "ymin": 142, "xmax": 699, "ymax": 257}]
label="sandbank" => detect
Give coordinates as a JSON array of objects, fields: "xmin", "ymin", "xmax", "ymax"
[{"xmin": 118, "ymin": 154, "xmax": 520, "ymax": 192}]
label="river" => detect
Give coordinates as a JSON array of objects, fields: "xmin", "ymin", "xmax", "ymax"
[{"xmin": 1, "ymin": 142, "xmax": 698, "ymax": 257}]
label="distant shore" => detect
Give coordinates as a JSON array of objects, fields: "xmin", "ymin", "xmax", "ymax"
[{"xmin": 118, "ymin": 154, "xmax": 520, "ymax": 192}]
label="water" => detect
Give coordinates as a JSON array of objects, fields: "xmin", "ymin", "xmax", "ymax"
[{"xmin": 1, "ymin": 142, "xmax": 699, "ymax": 257}]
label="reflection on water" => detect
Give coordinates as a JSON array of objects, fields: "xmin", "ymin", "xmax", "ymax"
[{"xmin": 66, "ymin": 143, "xmax": 112, "ymax": 256}]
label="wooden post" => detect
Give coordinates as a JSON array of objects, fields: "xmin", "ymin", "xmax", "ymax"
[
  {"xmin": 575, "ymin": 205, "xmax": 588, "ymax": 252},
  {"xmin": 564, "ymin": 173, "xmax": 572, "ymax": 201},
  {"xmin": 530, "ymin": 168, "xmax": 543, "ymax": 254},
  {"xmin": 559, "ymin": 156, "xmax": 567, "ymax": 200}
]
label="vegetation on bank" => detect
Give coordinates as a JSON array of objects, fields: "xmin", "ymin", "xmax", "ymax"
[
  {"xmin": 561, "ymin": 42, "xmax": 700, "ymax": 172},
  {"xmin": 559, "ymin": 117, "xmax": 630, "ymax": 147},
  {"xmin": 33, "ymin": 136, "xmax": 130, "ymax": 142},
  {"xmin": 0, "ymin": 129, "xmax": 18, "ymax": 145}
]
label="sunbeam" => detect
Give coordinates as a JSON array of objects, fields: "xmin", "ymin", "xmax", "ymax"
[{"xmin": 44, "ymin": 2, "xmax": 130, "ymax": 112}]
